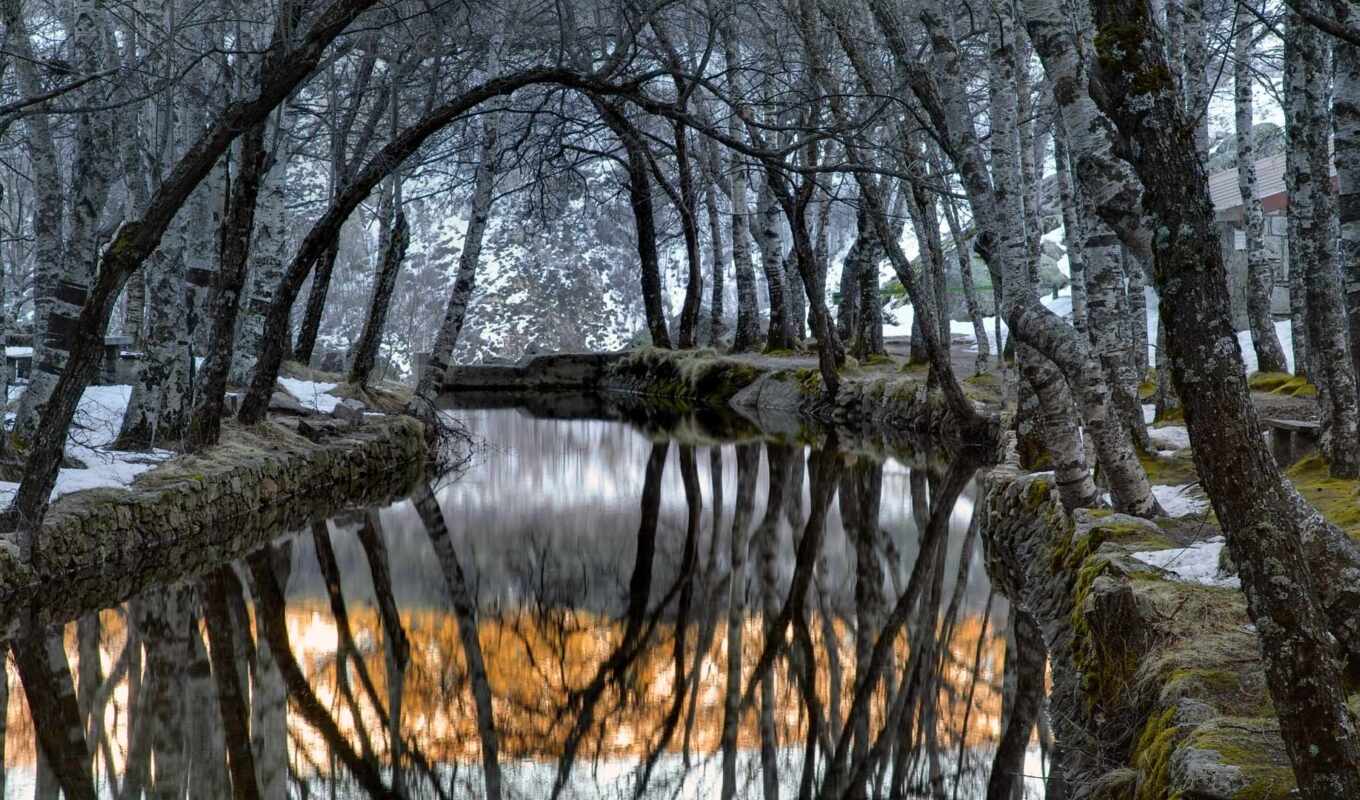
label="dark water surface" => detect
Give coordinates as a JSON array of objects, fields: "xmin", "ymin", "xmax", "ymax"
[{"xmin": 1, "ymin": 397, "xmax": 1048, "ymax": 798}]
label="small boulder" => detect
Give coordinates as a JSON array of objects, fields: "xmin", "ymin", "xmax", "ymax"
[
  {"xmin": 269, "ymin": 390, "xmax": 311, "ymax": 416},
  {"xmin": 332, "ymin": 398, "xmax": 367, "ymax": 425}
]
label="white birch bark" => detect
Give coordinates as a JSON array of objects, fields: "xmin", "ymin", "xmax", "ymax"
[{"xmin": 231, "ymin": 111, "xmax": 291, "ymax": 386}]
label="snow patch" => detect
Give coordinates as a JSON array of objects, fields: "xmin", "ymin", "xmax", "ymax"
[
  {"xmin": 278, "ymin": 377, "xmax": 342, "ymax": 413},
  {"xmin": 0, "ymin": 385, "xmax": 173, "ymax": 504},
  {"xmin": 1152, "ymin": 483, "xmax": 1208, "ymax": 518},
  {"xmin": 1149, "ymin": 425, "xmax": 1191, "ymax": 452},
  {"xmin": 1131, "ymin": 536, "xmax": 1239, "ymax": 589}
]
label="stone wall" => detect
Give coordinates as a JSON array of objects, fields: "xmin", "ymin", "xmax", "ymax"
[
  {"xmin": 0, "ymin": 415, "xmax": 426, "ymax": 624},
  {"xmin": 980, "ymin": 450, "xmax": 1293, "ymax": 799}
]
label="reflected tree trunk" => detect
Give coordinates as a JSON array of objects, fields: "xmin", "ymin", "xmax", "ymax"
[
  {"xmin": 721, "ymin": 442, "xmax": 758, "ymax": 800},
  {"xmin": 202, "ymin": 565, "xmax": 262, "ymax": 800},
  {"xmin": 413, "ymin": 481, "xmax": 502, "ymax": 800},
  {"xmin": 12, "ymin": 622, "xmax": 95, "ymax": 800},
  {"xmin": 248, "ymin": 544, "xmax": 292, "ymax": 799}
]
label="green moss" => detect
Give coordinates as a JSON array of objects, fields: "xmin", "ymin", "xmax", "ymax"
[
  {"xmin": 1138, "ymin": 447, "xmax": 1200, "ymax": 485},
  {"xmin": 1154, "ymin": 403, "xmax": 1186, "ymax": 423},
  {"xmin": 1131, "ymin": 706, "xmax": 1178, "ymax": 800},
  {"xmin": 1247, "ymin": 371, "xmax": 1317, "ymax": 397},
  {"xmin": 860, "ymin": 353, "xmax": 895, "ymax": 367},
  {"xmin": 1286, "ymin": 453, "xmax": 1360, "ymax": 537},
  {"xmin": 1185, "ymin": 719, "xmax": 1295, "ymax": 800},
  {"xmin": 793, "ymin": 367, "xmax": 822, "ymax": 396}
]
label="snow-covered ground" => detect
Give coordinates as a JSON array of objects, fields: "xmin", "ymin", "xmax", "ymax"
[
  {"xmin": 1131, "ymin": 536, "xmax": 1239, "ymax": 589},
  {"xmin": 0, "ymin": 385, "xmax": 173, "ymax": 504},
  {"xmin": 0, "ymin": 376, "xmax": 346, "ymax": 505},
  {"xmin": 278, "ymin": 377, "xmax": 343, "ymax": 414}
]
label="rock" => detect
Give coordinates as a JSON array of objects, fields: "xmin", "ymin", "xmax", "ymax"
[
  {"xmin": 332, "ymin": 398, "xmax": 366, "ymax": 424},
  {"xmin": 731, "ymin": 373, "xmax": 804, "ymax": 412},
  {"xmin": 1041, "ymin": 239, "xmax": 1066, "ymax": 263},
  {"xmin": 1170, "ymin": 746, "xmax": 1249, "ymax": 799},
  {"xmin": 269, "ymin": 390, "xmax": 311, "ymax": 416}
]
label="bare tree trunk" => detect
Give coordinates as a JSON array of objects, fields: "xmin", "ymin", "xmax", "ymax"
[
  {"xmin": 1339, "ymin": 39, "xmax": 1360, "ymax": 399},
  {"xmin": 1053, "ymin": 119, "xmax": 1088, "ymax": 336},
  {"xmin": 1078, "ymin": 0, "xmax": 1360, "ymax": 790},
  {"xmin": 4, "ymin": 0, "xmax": 64, "ymax": 423},
  {"xmin": 411, "ymin": 117, "xmax": 498, "ymax": 408},
  {"xmin": 851, "ymin": 206, "xmax": 885, "ymax": 359},
  {"xmin": 940, "ymin": 191, "xmax": 989, "ymax": 371},
  {"xmin": 1290, "ymin": 20, "xmax": 1360, "ymax": 476},
  {"xmin": 348, "ymin": 205, "xmax": 411, "ymax": 388},
  {"xmin": 674, "ymin": 122, "xmax": 705, "ymax": 349},
  {"xmin": 730, "ymin": 159, "xmax": 762, "ymax": 352},
  {"xmin": 986, "ymin": 610, "xmax": 1044, "ymax": 800},
  {"xmin": 756, "ymin": 180, "xmax": 793, "ymax": 351},
  {"xmin": 186, "ymin": 125, "xmax": 271, "ymax": 452},
  {"xmin": 1240, "ymin": 17, "xmax": 1289, "ymax": 374},
  {"xmin": 201, "ymin": 566, "xmax": 262, "ymax": 800},
  {"xmin": 249, "ymin": 544, "xmax": 291, "ymax": 800},
  {"xmin": 232, "ymin": 113, "xmax": 292, "ymax": 386},
  {"xmin": 356, "ymin": 510, "xmax": 410, "ymax": 795},
  {"xmin": 16, "ymin": 0, "xmax": 116, "ymax": 439},
  {"xmin": 704, "ymin": 149, "xmax": 727, "ymax": 346},
  {"xmin": 12, "ymin": 622, "xmax": 95, "ymax": 800}
]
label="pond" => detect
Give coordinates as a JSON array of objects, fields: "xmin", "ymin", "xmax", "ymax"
[{"xmin": 0, "ymin": 396, "xmax": 1049, "ymax": 799}]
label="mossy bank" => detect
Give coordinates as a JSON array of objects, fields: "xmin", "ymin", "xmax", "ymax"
[{"xmin": 601, "ymin": 347, "xmax": 1004, "ymax": 452}]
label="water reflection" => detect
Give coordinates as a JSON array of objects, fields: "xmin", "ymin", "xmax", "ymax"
[{"xmin": 0, "ymin": 403, "xmax": 1048, "ymax": 799}]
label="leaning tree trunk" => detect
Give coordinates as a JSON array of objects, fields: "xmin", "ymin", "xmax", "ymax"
[
  {"xmin": 185, "ymin": 125, "xmax": 271, "ymax": 452},
  {"xmin": 411, "ymin": 116, "xmax": 499, "ymax": 410},
  {"xmin": 1238, "ymin": 17, "xmax": 1289, "ymax": 374},
  {"xmin": 1337, "ymin": 37, "xmax": 1360, "ymax": 406},
  {"xmin": 2, "ymin": 0, "xmax": 381, "ymax": 545},
  {"xmin": 1072, "ymin": 1, "xmax": 1360, "ymax": 792},
  {"xmin": 413, "ymin": 481, "xmax": 503, "ymax": 800},
  {"xmin": 12, "ymin": 623, "xmax": 95, "ymax": 800},
  {"xmin": 348, "ymin": 204, "xmax": 411, "ymax": 388},
  {"xmin": 231, "ymin": 115, "xmax": 291, "ymax": 386}
]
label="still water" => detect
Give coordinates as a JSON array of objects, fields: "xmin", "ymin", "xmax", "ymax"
[{"xmin": 0, "ymin": 398, "xmax": 1048, "ymax": 799}]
